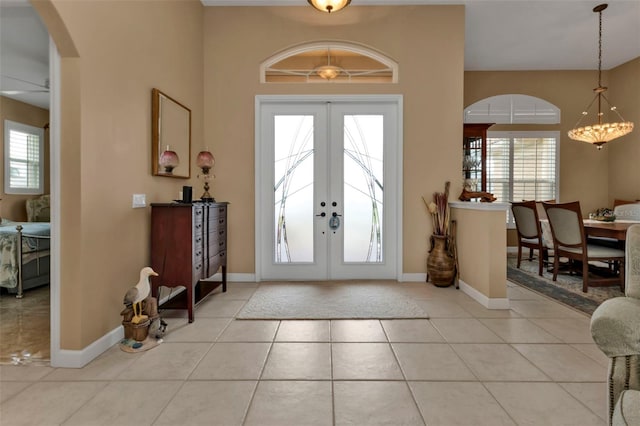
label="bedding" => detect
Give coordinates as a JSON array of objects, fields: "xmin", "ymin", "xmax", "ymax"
[{"xmin": 0, "ymin": 220, "xmax": 50, "ymax": 290}]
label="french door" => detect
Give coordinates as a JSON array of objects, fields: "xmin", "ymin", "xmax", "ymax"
[{"xmin": 256, "ymin": 96, "xmax": 402, "ymax": 280}]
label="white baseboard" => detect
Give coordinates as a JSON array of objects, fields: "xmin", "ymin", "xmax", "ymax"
[
  {"xmin": 228, "ymin": 273, "xmax": 257, "ymax": 282},
  {"xmin": 459, "ymin": 279, "xmax": 510, "ymax": 310},
  {"xmin": 401, "ymin": 273, "xmax": 427, "ymax": 282},
  {"xmin": 206, "ymin": 272, "xmax": 257, "ymax": 282},
  {"xmin": 51, "ymin": 325, "xmax": 124, "ymax": 368}
]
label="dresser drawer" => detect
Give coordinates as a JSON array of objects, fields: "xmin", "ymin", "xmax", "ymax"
[
  {"xmin": 209, "ymin": 215, "xmax": 226, "ymax": 228},
  {"xmin": 208, "ymin": 250, "xmax": 226, "ymax": 275},
  {"xmin": 209, "ymin": 238, "xmax": 226, "ymax": 255},
  {"xmin": 207, "ymin": 205, "xmax": 227, "ymax": 220},
  {"xmin": 193, "ymin": 259, "xmax": 204, "ymax": 282},
  {"xmin": 193, "ymin": 220, "xmax": 205, "ymax": 236},
  {"xmin": 208, "ymin": 223, "xmax": 226, "ymax": 239},
  {"xmin": 193, "ymin": 206, "xmax": 205, "ymax": 225}
]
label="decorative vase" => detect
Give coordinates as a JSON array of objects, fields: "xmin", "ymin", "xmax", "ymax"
[{"xmin": 427, "ymin": 234, "xmax": 456, "ymax": 287}]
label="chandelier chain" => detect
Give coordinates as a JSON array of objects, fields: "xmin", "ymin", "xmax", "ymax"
[{"xmin": 598, "ymin": 8, "xmax": 603, "ymax": 88}]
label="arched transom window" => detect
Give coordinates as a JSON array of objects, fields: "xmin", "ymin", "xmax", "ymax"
[
  {"xmin": 464, "ymin": 94, "xmax": 560, "ymax": 124},
  {"xmin": 260, "ymin": 41, "xmax": 398, "ymax": 84}
]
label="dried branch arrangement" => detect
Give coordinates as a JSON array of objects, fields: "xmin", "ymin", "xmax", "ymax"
[{"xmin": 422, "ymin": 181, "xmax": 451, "ymax": 236}]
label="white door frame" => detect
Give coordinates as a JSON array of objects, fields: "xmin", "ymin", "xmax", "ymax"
[
  {"xmin": 49, "ymin": 38, "xmax": 62, "ymax": 366},
  {"xmin": 254, "ymin": 94, "xmax": 403, "ymax": 282}
]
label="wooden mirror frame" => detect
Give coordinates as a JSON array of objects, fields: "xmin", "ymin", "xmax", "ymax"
[{"xmin": 152, "ymin": 88, "xmax": 191, "ymax": 178}]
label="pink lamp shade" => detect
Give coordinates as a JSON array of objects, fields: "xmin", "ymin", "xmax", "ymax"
[
  {"xmin": 196, "ymin": 150, "xmax": 215, "ymax": 172},
  {"xmin": 159, "ymin": 146, "xmax": 179, "ymax": 173}
]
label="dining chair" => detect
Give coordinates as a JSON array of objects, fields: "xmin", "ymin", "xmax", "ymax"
[
  {"xmin": 614, "ymin": 203, "xmax": 640, "ymax": 221},
  {"xmin": 613, "ymin": 198, "xmax": 640, "ymax": 208},
  {"xmin": 511, "ymin": 200, "xmax": 549, "ymax": 276},
  {"xmin": 543, "ymin": 201, "xmax": 625, "ymax": 293}
]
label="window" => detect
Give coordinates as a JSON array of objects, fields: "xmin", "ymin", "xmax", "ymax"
[
  {"xmin": 260, "ymin": 41, "xmax": 398, "ymax": 84},
  {"xmin": 4, "ymin": 120, "xmax": 44, "ymax": 195},
  {"xmin": 486, "ymin": 131, "xmax": 559, "ymax": 226}
]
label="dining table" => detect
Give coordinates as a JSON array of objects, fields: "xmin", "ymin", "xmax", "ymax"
[
  {"xmin": 583, "ymin": 219, "xmax": 638, "ymax": 241},
  {"xmin": 539, "ymin": 219, "xmax": 638, "ymax": 246}
]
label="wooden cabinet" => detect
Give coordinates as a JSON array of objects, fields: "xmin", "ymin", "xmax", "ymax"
[
  {"xmin": 463, "ymin": 123, "xmax": 493, "ymax": 192},
  {"xmin": 150, "ymin": 202, "xmax": 228, "ymax": 322}
]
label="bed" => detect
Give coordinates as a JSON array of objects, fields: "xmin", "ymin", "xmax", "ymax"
[{"xmin": 0, "ymin": 219, "xmax": 50, "ymax": 298}]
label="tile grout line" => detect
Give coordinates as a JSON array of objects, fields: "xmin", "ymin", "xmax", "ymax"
[
  {"xmin": 240, "ymin": 319, "xmax": 279, "ymax": 426},
  {"xmin": 383, "ymin": 320, "xmax": 428, "ymax": 426}
]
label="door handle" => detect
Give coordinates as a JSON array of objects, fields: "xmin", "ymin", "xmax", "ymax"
[
  {"xmin": 332, "ymin": 212, "xmax": 342, "ymax": 217},
  {"xmin": 316, "ymin": 212, "xmax": 326, "ymax": 217}
]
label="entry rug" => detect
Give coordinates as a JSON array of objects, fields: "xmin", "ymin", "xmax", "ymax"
[
  {"xmin": 506, "ymin": 257, "xmax": 624, "ymax": 315},
  {"xmin": 237, "ymin": 282, "xmax": 430, "ymax": 320}
]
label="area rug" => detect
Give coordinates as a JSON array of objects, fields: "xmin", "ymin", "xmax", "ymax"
[
  {"xmin": 236, "ymin": 282, "xmax": 430, "ymax": 320},
  {"xmin": 507, "ymin": 256, "xmax": 624, "ymax": 315}
]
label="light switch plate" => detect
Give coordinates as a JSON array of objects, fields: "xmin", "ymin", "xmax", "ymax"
[{"xmin": 132, "ymin": 194, "xmax": 146, "ymax": 208}]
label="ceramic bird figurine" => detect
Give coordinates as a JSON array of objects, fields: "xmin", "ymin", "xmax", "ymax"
[{"xmin": 123, "ymin": 267, "xmax": 158, "ymax": 324}]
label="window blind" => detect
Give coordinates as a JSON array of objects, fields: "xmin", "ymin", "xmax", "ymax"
[
  {"xmin": 4, "ymin": 120, "xmax": 44, "ymax": 194},
  {"xmin": 486, "ymin": 132, "xmax": 559, "ymax": 225}
]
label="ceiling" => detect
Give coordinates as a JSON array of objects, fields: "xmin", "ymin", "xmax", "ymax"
[{"xmin": 1, "ymin": 0, "xmax": 639, "ymax": 109}]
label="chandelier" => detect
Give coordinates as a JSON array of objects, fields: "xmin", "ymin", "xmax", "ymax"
[
  {"xmin": 568, "ymin": 3, "xmax": 633, "ymax": 150},
  {"xmin": 308, "ymin": 0, "xmax": 351, "ymax": 13}
]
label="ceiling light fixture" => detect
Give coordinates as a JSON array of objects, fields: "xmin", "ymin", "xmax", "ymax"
[
  {"xmin": 568, "ymin": 3, "xmax": 633, "ymax": 150},
  {"xmin": 316, "ymin": 65, "xmax": 342, "ymax": 80},
  {"xmin": 308, "ymin": 0, "xmax": 351, "ymax": 13},
  {"xmin": 315, "ymin": 48, "xmax": 344, "ymax": 80}
]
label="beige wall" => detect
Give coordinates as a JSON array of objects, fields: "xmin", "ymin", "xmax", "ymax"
[
  {"xmin": 34, "ymin": 0, "xmax": 204, "ymax": 350},
  {"xmin": 0, "ymin": 96, "xmax": 50, "ymax": 221},
  {"xmin": 608, "ymin": 57, "xmax": 640, "ymax": 203},
  {"xmin": 452, "ymin": 206, "xmax": 507, "ymax": 299},
  {"xmin": 204, "ymin": 6, "xmax": 465, "ymax": 275}
]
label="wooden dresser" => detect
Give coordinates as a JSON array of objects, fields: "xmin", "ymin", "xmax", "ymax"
[{"xmin": 150, "ymin": 202, "xmax": 228, "ymax": 322}]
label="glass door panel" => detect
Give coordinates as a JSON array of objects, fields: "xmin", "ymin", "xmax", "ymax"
[
  {"xmin": 343, "ymin": 114, "xmax": 384, "ymax": 263},
  {"xmin": 274, "ymin": 115, "xmax": 314, "ymax": 263}
]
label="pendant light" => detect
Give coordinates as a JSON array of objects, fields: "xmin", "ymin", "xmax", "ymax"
[{"xmin": 568, "ymin": 4, "xmax": 633, "ymax": 150}]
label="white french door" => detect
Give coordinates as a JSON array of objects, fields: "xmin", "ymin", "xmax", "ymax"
[{"xmin": 256, "ymin": 96, "xmax": 402, "ymax": 280}]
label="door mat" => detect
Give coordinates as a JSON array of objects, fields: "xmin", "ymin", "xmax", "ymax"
[{"xmin": 236, "ymin": 282, "xmax": 430, "ymax": 320}]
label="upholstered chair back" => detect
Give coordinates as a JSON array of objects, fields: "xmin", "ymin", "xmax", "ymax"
[
  {"xmin": 512, "ymin": 202, "xmax": 539, "ymax": 239},
  {"xmin": 545, "ymin": 202, "xmax": 584, "ymax": 247},
  {"xmin": 626, "ymin": 224, "xmax": 640, "ymax": 299},
  {"xmin": 614, "ymin": 204, "xmax": 640, "ymax": 222}
]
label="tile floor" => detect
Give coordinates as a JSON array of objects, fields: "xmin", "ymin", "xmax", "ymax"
[{"xmin": 0, "ymin": 281, "xmax": 609, "ymax": 425}]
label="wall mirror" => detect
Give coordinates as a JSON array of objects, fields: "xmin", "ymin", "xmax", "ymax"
[{"xmin": 152, "ymin": 88, "xmax": 191, "ymax": 178}]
